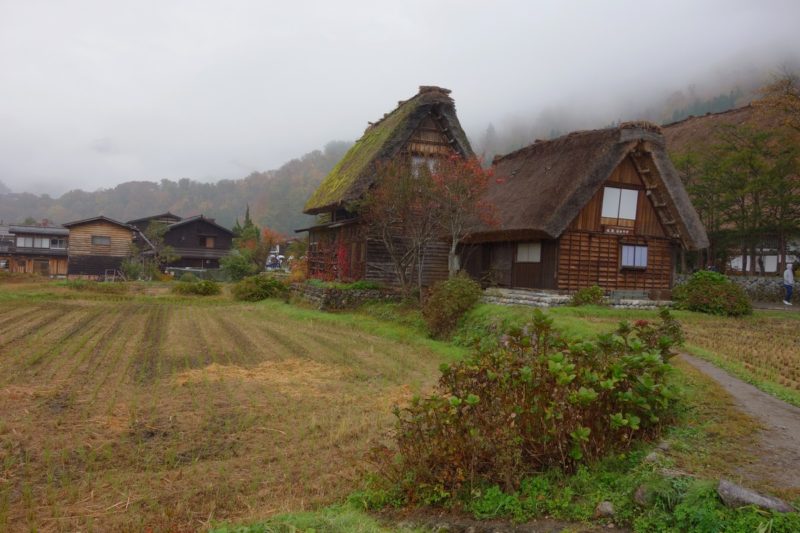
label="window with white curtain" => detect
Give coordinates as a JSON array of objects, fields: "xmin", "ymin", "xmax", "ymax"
[{"xmin": 621, "ymin": 245, "xmax": 648, "ymax": 268}]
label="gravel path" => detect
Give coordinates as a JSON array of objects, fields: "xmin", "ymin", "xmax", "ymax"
[{"xmin": 679, "ymin": 353, "xmax": 800, "ymax": 490}]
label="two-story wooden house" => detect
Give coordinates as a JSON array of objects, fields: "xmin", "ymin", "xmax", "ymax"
[
  {"xmin": 126, "ymin": 213, "xmax": 233, "ymax": 269},
  {"xmin": 300, "ymin": 85, "xmax": 473, "ymax": 285},
  {"xmin": 0, "ymin": 224, "xmax": 69, "ymax": 276},
  {"xmin": 461, "ymin": 122, "xmax": 709, "ymax": 297},
  {"xmin": 63, "ymin": 216, "xmax": 136, "ymax": 278}
]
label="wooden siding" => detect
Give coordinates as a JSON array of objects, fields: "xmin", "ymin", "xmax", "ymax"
[
  {"xmin": 568, "ymin": 156, "xmax": 667, "ymax": 238},
  {"xmin": 68, "ymin": 221, "xmax": 133, "ymax": 257},
  {"xmin": 1, "ymin": 255, "xmax": 67, "ymax": 276},
  {"xmin": 559, "ymin": 156, "xmax": 674, "ymax": 292},
  {"xmin": 557, "ymin": 231, "xmax": 673, "ymax": 292},
  {"xmin": 308, "ymin": 224, "xmax": 365, "ymax": 281},
  {"xmin": 68, "ymin": 256, "xmax": 127, "ymax": 277},
  {"xmin": 164, "ymin": 219, "xmax": 233, "ymax": 252},
  {"xmin": 363, "ymin": 238, "xmax": 448, "ymax": 288}
]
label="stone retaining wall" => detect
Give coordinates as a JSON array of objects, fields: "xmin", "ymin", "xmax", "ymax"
[
  {"xmin": 676, "ymin": 274, "xmax": 788, "ymax": 303},
  {"xmin": 483, "ymin": 288, "xmax": 672, "ymax": 309},
  {"xmin": 290, "ymin": 283, "xmax": 401, "ymax": 311}
]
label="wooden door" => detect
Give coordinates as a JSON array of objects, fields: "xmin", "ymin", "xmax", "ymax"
[{"xmin": 512, "ymin": 242, "xmax": 542, "ymax": 289}]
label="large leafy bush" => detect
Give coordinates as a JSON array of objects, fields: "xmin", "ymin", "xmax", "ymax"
[
  {"xmin": 232, "ymin": 274, "xmax": 289, "ymax": 301},
  {"xmin": 383, "ymin": 309, "xmax": 683, "ymax": 501},
  {"xmin": 423, "ymin": 273, "xmax": 482, "ymax": 338},
  {"xmin": 672, "ymin": 271, "xmax": 752, "ymax": 316}
]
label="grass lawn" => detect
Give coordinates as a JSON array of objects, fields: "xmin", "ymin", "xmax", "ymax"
[{"xmin": 0, "ymin": 282, "xmax": 460, "ymax": 531}]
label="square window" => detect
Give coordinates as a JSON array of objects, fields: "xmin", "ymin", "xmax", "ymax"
[
  {"xmin": 621, "ymin": 245, "xmax": 647, "ymax": 268},
  {"xmin": 516, "ymin": 242, "xmax": 541, "ymax": 263},
  {"xmin": 601, "ymin": 187, "xmax": 639, "ymax": 224}
]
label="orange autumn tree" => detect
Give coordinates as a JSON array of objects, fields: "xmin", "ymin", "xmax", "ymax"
[
  {"xmin": 431, "ymin": 154, "xmax": 497, "ymax": 277},
  {"xmin": 223, "ymin": 206, "xmax": 285, "ymax": 279}
]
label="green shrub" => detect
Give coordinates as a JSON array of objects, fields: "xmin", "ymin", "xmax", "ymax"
[
  {"xmin": 382, "ymin": 310, "xmax": 683, "ymax": 502},
  {"xmin": 221, "ymin": 250, "xmax": 260, "ymax": 281},
  {"xmin": 232, "ymin": 274, "xmax": 289, "ymax": 301},
  {"xmin": 179, "ymin": 272, "xmax": 198, "ymax": 283},
  {"xmin": 570, "ymin": 285, "xmax": 606, "ymax": 306},
  {"xmin": 120, "ymin": 259, "xmax": 143, "ymax": 280},
  {"xmin": 672, "ymin": 271, "xmax": 752, "ymax": 316},
  {"xmin": 342, "ymin": 280, "xmax": 382, "ymax": 290},
  {"xmin": 423, "ymin": 273, "xmax": 482, "ymax": 338},
  {"xmin": 171, "ymin": 279, "xmax": 221, "ymax": 296},
  {"xmin": 305, "ymin": 279, "xmax": 383, "ymax": 291}
]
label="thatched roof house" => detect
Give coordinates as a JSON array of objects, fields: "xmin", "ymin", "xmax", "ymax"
[
  {"xmin": 300, "ymin": 86, "xmax": 473, "ymax": 285},
  {"xmin": 303, "ymin": 86, "xmax": 472, "ymax": 215},
  {"xmin": 462, "ymin": 122, "xmax": 708, "ymax": 296}
]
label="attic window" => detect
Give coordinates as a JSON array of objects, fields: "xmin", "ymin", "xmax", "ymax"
[
  {"xmin": 601, "ymin": 187, "xmax": 638, "ymax": 227},
  {"xmin": 621, "ymin": 244, "xmax": 647, "ymax": 269},
  {"xmin": 92, "ymin": 235, "xmax": 111, "ymax": 246},
  {"xmin": 411, "ymin": 156, "xmax": 437, "ymax": 177}
]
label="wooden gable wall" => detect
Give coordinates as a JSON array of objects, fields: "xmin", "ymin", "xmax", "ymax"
[
  {"xmin": 68, "ymin": 221, "xmax": 133, "ymax": 257},
  {"xmin": 67, "ymin": 221, "xmax": 134, "ymax": 277},
  {"xmin": 568, "ymin": 157, "xmax": 667, "ymax": 237},
  {"xmin": 165, "ymin": 220, "xmax": 233, "ymax": 251},
  {"xmin": 405, "ymin": 115, "xmax": 455, "ymax": 156},
  {"xmin": 557, "ymin": 155, "xmax": 675, "ymax": 295}
]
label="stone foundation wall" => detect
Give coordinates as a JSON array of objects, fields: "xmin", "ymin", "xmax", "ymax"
[
  {"xmin": 290, "ymin": 283, "xmax": 401, "ymax": 311},
  {"xmin": 675, "ymin": 274, "xmax": 788, "ymax": 303}
]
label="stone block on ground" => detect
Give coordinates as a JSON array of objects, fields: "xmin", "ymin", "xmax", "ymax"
[{"xmin": 717, "ymin": 479, "xmax": 794, "ymax": 513}]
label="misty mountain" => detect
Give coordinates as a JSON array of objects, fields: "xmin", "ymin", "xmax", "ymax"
[
  {"xmin": 0, "ymin": 181, "xmax": 10, "ymax": 195},
  {"xmin": 471, "ymin": 80, "xmax": 763, "ymax": 162},
  {"xmin": 0, "ymin": 142, "xmax": 351, "ymax": 235}
]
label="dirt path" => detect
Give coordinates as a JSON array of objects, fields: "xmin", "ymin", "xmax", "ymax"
[{"xmin": 679, "ymin": 353, "xmax": 800, "ymax": 490}]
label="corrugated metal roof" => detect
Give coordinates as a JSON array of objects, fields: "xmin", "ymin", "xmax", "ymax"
[{"xmin": 9, "ymin": 225, "xmax": 69, "ymax": 236}]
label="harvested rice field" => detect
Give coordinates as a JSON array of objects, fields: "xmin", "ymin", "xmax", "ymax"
[{"xmin": 0, "ymin": 291, "xmax": 445, "ymax": 531}]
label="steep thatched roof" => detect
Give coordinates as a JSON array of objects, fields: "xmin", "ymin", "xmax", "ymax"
[
  {"xmin": 303, "ymin": 86, "xmax": 472, "ymax": 214},
  {"xmin": 469, "ymin": 122, "xmax": 709, "ymax": 250}
]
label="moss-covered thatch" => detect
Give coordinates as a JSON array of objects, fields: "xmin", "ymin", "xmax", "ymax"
[{"xmin": 303, "ymin": 86, "xmax": 472, "ymax": 214}]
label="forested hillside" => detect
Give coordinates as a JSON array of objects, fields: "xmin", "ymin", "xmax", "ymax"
[
  {"xmin": 0, "ymin": 142, "xmax": 350, "ymax": 235},
  {"xmin": 663, "ymin": 73, "xmax": 800, "ymax": 271}
]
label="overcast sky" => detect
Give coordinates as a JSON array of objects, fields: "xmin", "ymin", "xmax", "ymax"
[{"xmin": 1, "ymin": 0, "xmax": 798, "ymax": 196}]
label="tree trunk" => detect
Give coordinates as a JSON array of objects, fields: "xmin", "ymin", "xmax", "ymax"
[{"xmin": 448, "ymin": 239, "xmax": 460, "ymax": 278}]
